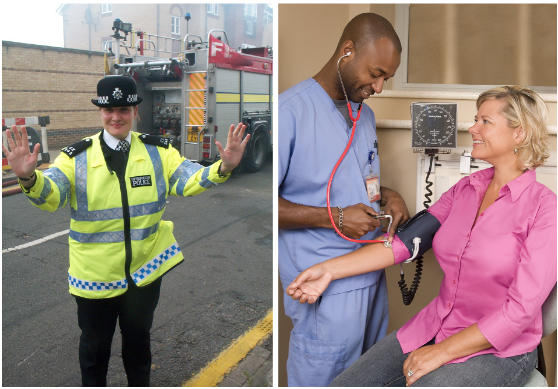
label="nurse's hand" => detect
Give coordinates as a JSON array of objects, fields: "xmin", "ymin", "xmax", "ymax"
[
  {"xmin": 380, "ymin": 187, "xmax": 410, "ymax": 241},
  {"xmin": 216, "ymin": 123, "xmax": 251, "ymax": 175},
  {"xmin": 285, "ymin": 263, "xmax": 333, "ymax": 304},
  {"xmin": 342, "ymin": 203, "xmax": 382, "ymax": 239}
]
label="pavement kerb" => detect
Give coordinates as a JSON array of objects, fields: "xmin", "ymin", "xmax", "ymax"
[{"xmin": 183, "ymin": 309, "xmax": 273, "ymax": 387}]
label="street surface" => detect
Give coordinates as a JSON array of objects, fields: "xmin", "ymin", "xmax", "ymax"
[{"xmin": 2, "ymin": 158, "xmax": 272, "ymax": 387}]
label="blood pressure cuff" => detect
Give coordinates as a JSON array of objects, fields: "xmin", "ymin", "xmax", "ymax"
[{"xmin": 395, "ymin": 209, "xmax": 441, "ymax": 258}]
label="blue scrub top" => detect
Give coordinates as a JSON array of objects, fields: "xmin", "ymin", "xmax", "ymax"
[{"xmin": 279, "ymin": 78, "xmax": 384, "ymax": 296}]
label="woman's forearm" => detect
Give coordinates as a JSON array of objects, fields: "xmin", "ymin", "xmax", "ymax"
[
  {"xmin": 326, "ymin": 241, "xmax": 395, "ymax": 281},
  {"xmin": 438, "ymin": 324, "xmax": 493, "ymax": 362}
]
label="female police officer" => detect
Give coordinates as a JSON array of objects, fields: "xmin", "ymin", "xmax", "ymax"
[{"xmin": 2, "ymin": 75, "xmax": 249, "ymax": 386}]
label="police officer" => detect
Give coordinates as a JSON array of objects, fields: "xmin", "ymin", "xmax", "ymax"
[{"xmin": 2, "ymin": 75, "xmax": 249, "ymax": 386}]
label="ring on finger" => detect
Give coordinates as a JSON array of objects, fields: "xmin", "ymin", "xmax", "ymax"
[{"xmin": 407, "ymin": 369, "xmax": 414, "ymax": 377}]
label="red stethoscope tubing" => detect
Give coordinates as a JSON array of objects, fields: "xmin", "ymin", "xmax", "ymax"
[{"xmin": 326, "ymin": 102, "xmax": 385, "ymax": 243}]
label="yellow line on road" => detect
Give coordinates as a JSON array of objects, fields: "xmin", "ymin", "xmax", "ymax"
[{"xmin": 183, "ymin": 309, "xmax": 273, "ymax": 387}]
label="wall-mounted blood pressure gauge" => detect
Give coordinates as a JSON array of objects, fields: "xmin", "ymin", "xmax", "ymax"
[{"xmin": 411, "ymin": 103, "xmax": 457, "ymax": 149}]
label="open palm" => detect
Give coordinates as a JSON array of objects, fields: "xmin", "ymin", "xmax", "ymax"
[
  {"xmin": 2, "ymin": 125, "xmax": 40, "ymax": 178},
  {"xmin": 216, "ymin": 123, "xmax": 250, "ymax": 175}
]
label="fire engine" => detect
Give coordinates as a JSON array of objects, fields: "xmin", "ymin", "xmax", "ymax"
[{"xmin": 107, "ymin": 19, "xmax": 273, "ymax": 172}]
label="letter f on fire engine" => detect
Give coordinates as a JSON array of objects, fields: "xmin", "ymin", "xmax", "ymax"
[{"xmin": 211, "ymin": 41, "xmax": 224, "ymax": 57}]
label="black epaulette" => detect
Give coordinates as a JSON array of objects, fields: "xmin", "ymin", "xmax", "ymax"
[
  {"xmin": 138, "ymin": 134, "xmax": 170, "ymax": 149},
  {"xmin": 61, "ymin": 138, "xmax": 94, "ymax": 158}
]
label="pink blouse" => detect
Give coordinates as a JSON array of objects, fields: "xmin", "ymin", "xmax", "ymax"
[{"xmin": 392, "ymin": 167, "xmax": 557, "ymax": 363}]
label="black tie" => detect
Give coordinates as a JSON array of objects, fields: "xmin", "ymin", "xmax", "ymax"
[{"xmin": 115, "ymin": 140, "xmax": 130, "ymax": 152}]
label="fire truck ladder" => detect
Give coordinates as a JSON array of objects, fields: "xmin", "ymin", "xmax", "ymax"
[{"xmin": 184, "ymin": 71, "xmax": 207, "ymax": 161}]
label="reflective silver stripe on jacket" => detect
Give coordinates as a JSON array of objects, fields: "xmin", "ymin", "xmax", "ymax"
[
  {"xmin": 168, "ymin": 159, "xmax": 204, "ymax": 195},
  {"xmin": 199, "ymin": 166, "xmax": 217, "ymax": 189},
  {"xmin": 70, "ymin": 221, "xmax": 160, "ymax": 243},
  {"xmin": 27, "ymin": 174, "xmax": 52, "ymax": 206},
  {"xmin": 71, "ymin": 143, "xmax": 167, "ymax": 221},
  {"xmin": 68, "ymin": 273, "xmax": 127, "ymax": 291},
  {"xmin": 28, "ymin": 167, "xmax": 70, "ymax": 208},
  {"xmin": 75, "ymin": 151, "xmax": 88, "ymax": 211},
  {"xmin": 132, "ymin": 242, "xmax": 182, "ymax": 283}
]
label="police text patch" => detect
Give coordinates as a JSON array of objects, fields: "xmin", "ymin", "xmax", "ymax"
[{"xmin": 130, "ymin": 175, "xmax": 152, "ymax": 188}]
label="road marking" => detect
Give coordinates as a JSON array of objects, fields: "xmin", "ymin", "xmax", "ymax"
[
  {"xmin": 183, "ymin": 309, "xmax": 273, "ymax": 387},
  {"xmin": 2, "ymin": 229, "xmax": 70, "ymax": 253},
  {"xmin": 17, "ymin": 349, "xmax": 38, "ymax": 366}
]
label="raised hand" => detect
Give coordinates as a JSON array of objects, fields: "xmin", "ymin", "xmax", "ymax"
[
  {"xmin": 216, "ymin": 123, "xmax": 251, "ymax": 175},
  {"xmin": 285, "ymin": 263, "xmax": 334, "ymax": 304},
  {"xmin": 2, "ymin": 125, "xmax": 40, "ymax": 179}
]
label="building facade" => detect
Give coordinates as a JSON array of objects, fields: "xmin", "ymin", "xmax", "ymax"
[{"xmin": 57, "ymin": 3, "xmax": 273, "ymax": 58}]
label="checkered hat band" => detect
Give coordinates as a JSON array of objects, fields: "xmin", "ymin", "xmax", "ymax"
[
  {"xmin": 68, "ymin": 273, "xmax": 127, "ymax": 291},
  {"xmin": 127, "ymin": 94, "xmax": 138, "ymax": 103},
  {"xmin": 97, "ymin": 96, "xmax": 109, "ymax": 104},
  {"xmin": 132, "ymin": 242, "xmax": 181, "ymax": 283}
]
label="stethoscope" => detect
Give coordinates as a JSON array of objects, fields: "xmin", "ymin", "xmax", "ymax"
[{"xmin": 325, "ymin": 51, "xmax": 392, "ymax": 243}]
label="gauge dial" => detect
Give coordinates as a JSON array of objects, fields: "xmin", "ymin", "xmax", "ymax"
[{"xmin": 411, "ymin": 103, "xmax": 457, "ymax": 148}]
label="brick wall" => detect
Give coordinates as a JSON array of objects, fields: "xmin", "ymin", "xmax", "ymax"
[{"xmin": 2, "ymin": 41, "xmax": 106, "ymax": 149}]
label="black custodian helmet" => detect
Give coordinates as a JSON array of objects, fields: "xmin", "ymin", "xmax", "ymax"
[{"xmin": 91, "ymin": 75, "xmax": 143, "ymax": 107}]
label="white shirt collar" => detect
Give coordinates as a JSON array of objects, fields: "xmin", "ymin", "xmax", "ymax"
[{"xmin": 103, "ymin": 130, "xmax": 131, "ymax": 150}]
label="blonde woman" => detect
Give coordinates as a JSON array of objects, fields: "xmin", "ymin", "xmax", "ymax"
[{"xmin": 286, "ymin": 86, "xmax": 556, "ymax": 387}]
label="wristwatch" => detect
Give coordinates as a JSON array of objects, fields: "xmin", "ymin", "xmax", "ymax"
[
  {"xmin": 217, "ymin": 163, "xmax": 228, "ymax": 178},
  {"xmin": 18, "ymin": 171, "xmax": 36, "ymax": 181}
]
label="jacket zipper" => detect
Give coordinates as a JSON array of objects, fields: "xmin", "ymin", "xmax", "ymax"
[{"xmin": 117, "ymin": 172, "xmax": 133, "ymax": 288}]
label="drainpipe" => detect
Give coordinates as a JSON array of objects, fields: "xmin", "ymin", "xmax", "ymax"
[
  {"xmin": 156, "ymin": 4, "xmax": 160, "ymax": 57},
  {"xmin": 88, "ymin": 4, "xmax": 92, "ymax": 51}
]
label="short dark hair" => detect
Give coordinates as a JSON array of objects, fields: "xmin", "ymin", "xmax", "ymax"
[{"xmin": 336, "ymin": 13, "xmax": 402, "ymax": 54}]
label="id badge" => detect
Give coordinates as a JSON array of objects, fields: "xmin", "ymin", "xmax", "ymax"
[{"xmin": 366, "ymin": 173, "xmax": 380, "ymax": 203}]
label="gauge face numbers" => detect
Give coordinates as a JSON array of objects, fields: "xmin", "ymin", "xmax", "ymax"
[{"xmin": 412, "ymin": 104, "xmax": 457, "ymax": 148}]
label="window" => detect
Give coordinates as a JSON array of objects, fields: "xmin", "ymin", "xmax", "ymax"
[
  {"xmin": 101, "ymin": 4, "xmax": 112, "ymax": 14},
  {"xmin": 244, "ymin": 4, "xmax": 257, "ymax": 18},
  {"xmin": 244, "ymin": 4, "xmax": 257, "ymax": 37},
  {"xmin": 171, "ymin": 15, "xmax": 180, "ymax": 35},
  {"xmin": 394, "ymin": 4, "xmax": 557, "ymax": 93},
  {"xmin": 207, "ymin": 4, "xmax": 219, "ymax": 16},
  {"xmin": 264, "ymin": 4, "xmax": 273, "ymax": 26}
]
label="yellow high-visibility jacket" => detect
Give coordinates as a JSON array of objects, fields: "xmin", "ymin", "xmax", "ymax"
[{"xmin": 21, "ymin": 131, "xmax": 230, "ymax": 299}]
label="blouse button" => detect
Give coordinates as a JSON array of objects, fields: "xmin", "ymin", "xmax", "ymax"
[
  {"xmin": 453, "ymin": 280, "xmax": 456, "ymax": 284},
  {"xmin": 447, "ymin": 303, "xmax": 451, "ymax": 308},
  {"xmin": 466, "ymin": 233, "xmax": 469, "ymax": 237},
  {"xmin": 480, "ymin": 213, "xmax": 484, "ymax": 216}
]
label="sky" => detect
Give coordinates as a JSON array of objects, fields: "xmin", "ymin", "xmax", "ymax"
[{"xmin": 2, "ymin": 2, "xmax": 65, "ymax": 47}]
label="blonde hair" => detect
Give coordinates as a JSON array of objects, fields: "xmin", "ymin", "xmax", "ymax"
[{"xmin": 477, "ymin": 86, "xmax": 550, "ymax": 170}]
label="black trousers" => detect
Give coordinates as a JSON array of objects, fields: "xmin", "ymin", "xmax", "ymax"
[{"xmin": 75, "ymin": 277, "xmax": 162, "ymax": 387}]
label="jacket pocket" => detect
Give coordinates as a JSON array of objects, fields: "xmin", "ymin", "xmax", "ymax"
[{"xmin": 288, "ymin": 331, "xmax": 347, "ymax": 387}]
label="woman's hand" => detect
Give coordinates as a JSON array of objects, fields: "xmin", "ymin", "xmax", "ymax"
[
  {"xmin": 216, "ymin": 123, "xmax": 251, "ymax": 175},
  {"xmin": 285, "ymin": 263, "xmax": 333, "ymax": 304},
  {"xmin": 403, "ymin": 343, "xmax": 449, "ymax": 386},
  {"xmin": 2, "ymin": 125, "xmax": 40, "ymax": 179}
]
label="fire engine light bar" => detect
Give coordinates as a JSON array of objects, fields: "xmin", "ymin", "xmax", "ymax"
[
  {"xmin": 202, "ymin": 152, "xmax": 210, "ymax": 158},
  {"xmin": 203, "ymin": 143, "xmax": 210, "ymax": 150},
  {"xmin": 203, "ymin": 136, "xmax": 211, "ymax": 143}
]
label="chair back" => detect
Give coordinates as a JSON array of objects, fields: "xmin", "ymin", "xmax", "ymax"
[{"xmin": 542, "ymin": 283, "xmax": 556, "ymax": 338}]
